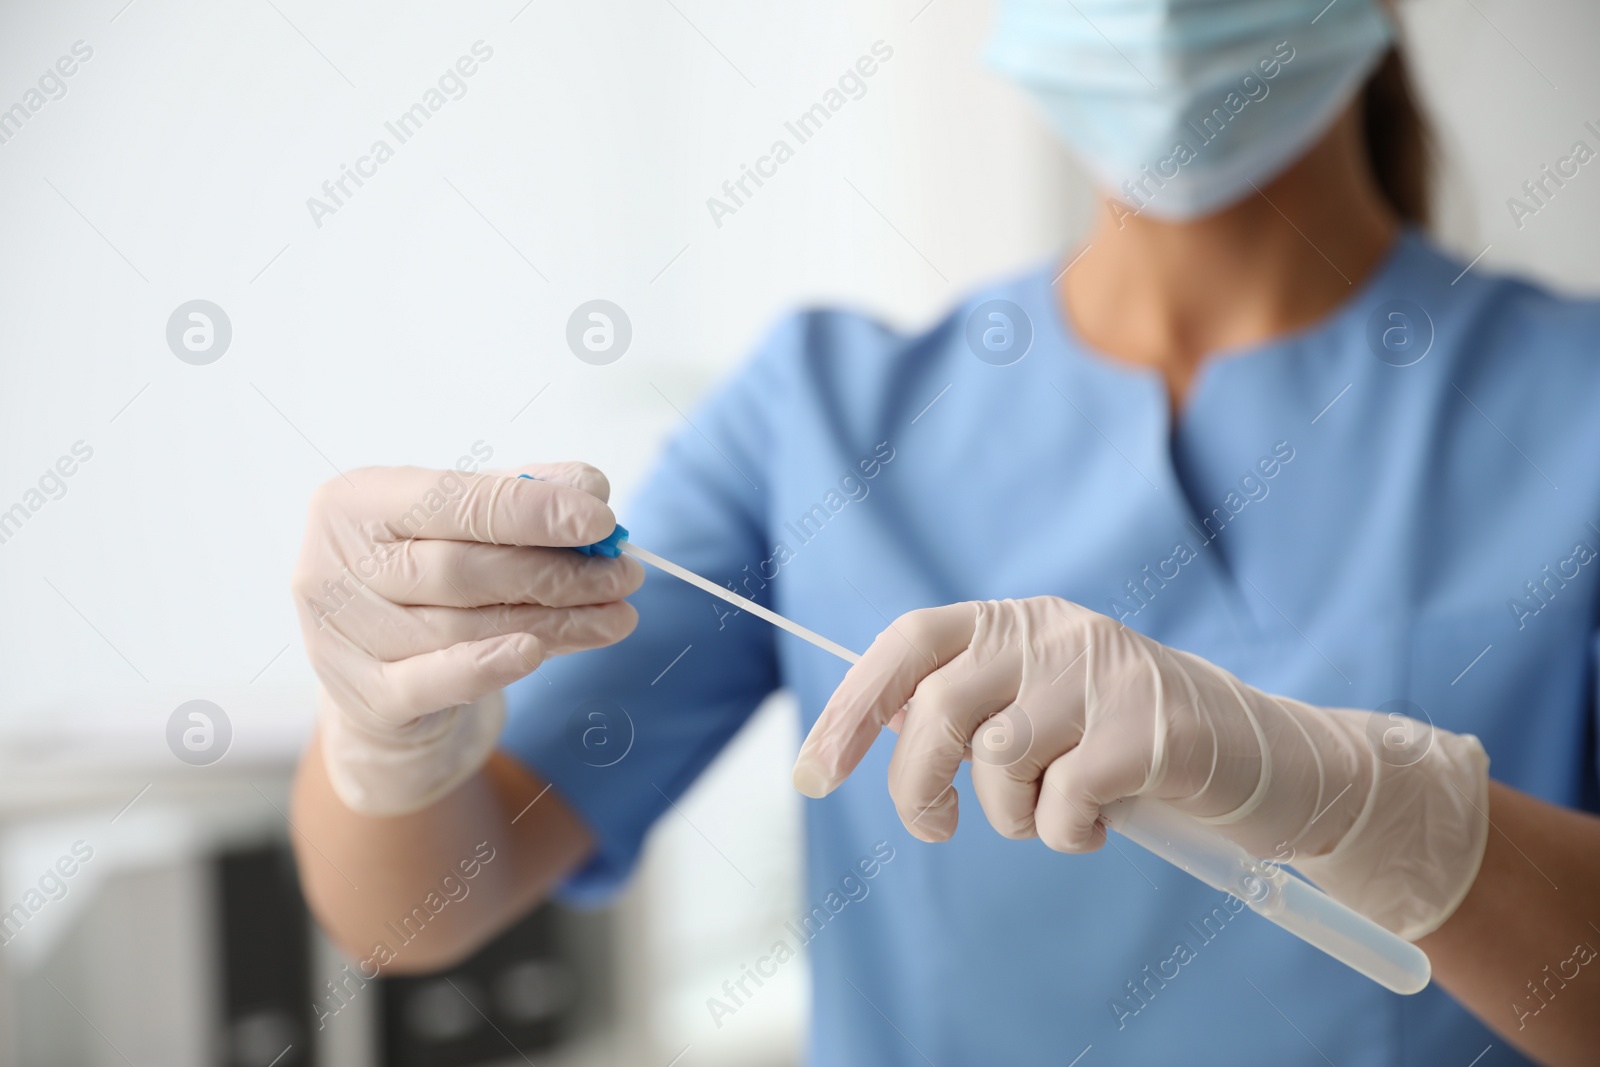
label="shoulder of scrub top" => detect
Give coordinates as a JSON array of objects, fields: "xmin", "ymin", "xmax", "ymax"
[
  {"xmin": 1418, "ymin": 234, "xmax": 1600, "ymax": 393},
  {"xmin": 728, "ymin": 259, "xmax": 1058, "ymax": 421},
  {"xmin": 1393, "ymin": 234, "xmax": 1600, "ymax": 514}
]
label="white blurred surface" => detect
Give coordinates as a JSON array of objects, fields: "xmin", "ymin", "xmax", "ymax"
[{"xmin": 1, "ymin": 1, "xmax": 1599, "ymax": 1064}]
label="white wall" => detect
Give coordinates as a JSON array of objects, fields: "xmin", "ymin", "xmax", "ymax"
[
  {"xmin": 1403, "ymin": 0, "xmax": 1600, "ymax": 284},
  {"xmin": 0, "ymin": 0, "xmax": 1070, "ymax": 755}
]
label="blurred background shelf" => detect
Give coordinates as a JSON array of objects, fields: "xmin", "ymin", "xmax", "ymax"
[{"xmin": 0, "ymin": 693, "xmax": 804, "ymax": 1067}]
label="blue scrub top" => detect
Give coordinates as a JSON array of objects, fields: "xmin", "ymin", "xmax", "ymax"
[{"xmin": 502, "ymin": 230, "xmax": 1600, "ymax": 1066}]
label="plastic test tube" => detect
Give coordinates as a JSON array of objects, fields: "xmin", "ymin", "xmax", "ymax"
[
  {"xmin": 1100, "ymin": 797, "xmax": 1431, "ymax": 995},
  {"xmin": 586, "ymin": 527, "xmax": 1432, "ymax": 995}
]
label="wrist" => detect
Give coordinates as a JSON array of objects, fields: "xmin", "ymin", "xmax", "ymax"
[
  {"xmin": 1294, "ymin": 707, "xmax": 1490, "ymax": 940},
  {"xmin": 1184, "ymin": 690, "xmax": 1375, "ymax": 859},
  {"xmin": 318, "ymin": 687, "xmax": 506, "ymax": 817}
]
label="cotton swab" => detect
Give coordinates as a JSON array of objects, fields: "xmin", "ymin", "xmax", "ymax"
[{"xmin": 620, "ymin": 541, "xmax": 862, "ymax": 664}]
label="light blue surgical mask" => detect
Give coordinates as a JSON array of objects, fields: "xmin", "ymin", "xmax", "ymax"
[{"xmin": 986, "ymin": 0, "xmax": 1395, "ymax": 219}]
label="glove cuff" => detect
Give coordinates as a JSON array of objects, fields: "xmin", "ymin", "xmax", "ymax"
[
  {"xmin": 1294, "ymin": 709, "xmax": 1490, "ymax": 941},
  {"xmin": 319, "ymin": 688, "xmax": 506, "ymax": 817}
]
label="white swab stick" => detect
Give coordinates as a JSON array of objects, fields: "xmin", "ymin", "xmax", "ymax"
[{"xmin": 620, "ymin": 542, "xmax": 862, "ymax": 664}]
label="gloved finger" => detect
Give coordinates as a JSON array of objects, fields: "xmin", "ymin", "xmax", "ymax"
[
  {"xmin": 366, "ymin": 539, "xmax": 645, "ymax": 608},
  {"xmin": 792, "ymin": 604, "xmax": 979, "ymax": 799},
  {"xmin": 1033, "ymin": 733, "xmax": 1152, "ymax": 854},
  {"xmin": 358, "ymin": 601, "xmax": 639, "ymax": 661},
  {"xmin": 327, "ymin": 466, "xmax": 616, "ymax": 548},
  {"xmin": 969, "ymin": 688, "xmax": 1088, "ymax": 841},
  {"xmin": 967, "ymin": 610, "xmax": 1097, "ymax": 837},
  {"xmin": 363, "ymin": 632, "xmax": 549, "ymax": 724},
  {"xmin": 887, "ymin": 650, "xmax": 1020, "ymax": 842},
  {"xmin": 496, "ymin": 461, "xmax": 612, "ymax": 502}
]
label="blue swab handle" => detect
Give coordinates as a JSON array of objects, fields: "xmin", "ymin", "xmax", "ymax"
[{"xmin": 517, "ymin": 474, "xmax": 630, "ymax": 557}]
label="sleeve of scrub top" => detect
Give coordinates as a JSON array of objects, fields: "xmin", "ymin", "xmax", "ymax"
[{"xmin": 497, "ymin": 325, "xmax": 789, "ymax": 904}]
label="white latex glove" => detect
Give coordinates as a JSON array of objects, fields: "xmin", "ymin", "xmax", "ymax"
[
  {"xmin": 793, "ymin": 597, "xmax": 1490, "ymax": 940},
  {"xmin": 292, "ymin": 463, "xmax": 643, "ymax": 816}
]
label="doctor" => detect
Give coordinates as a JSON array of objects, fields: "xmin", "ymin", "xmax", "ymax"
[{"xmin": 291, "ymin": 1, "xmax": 1600, "ymax": 1063}]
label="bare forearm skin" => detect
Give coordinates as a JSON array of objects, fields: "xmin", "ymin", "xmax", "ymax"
[
  {"xmin": 289, "ymin": 729, "xmax": 593, "ymax": 975},
  {"xmin": 1419, "ymin": 780, "xmax": 1600, "ymax": 1066}
]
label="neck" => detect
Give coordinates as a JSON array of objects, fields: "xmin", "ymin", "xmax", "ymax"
[{"xmin": 1060, "ymin": 108, "xmax": 1402, "ymax": 409}]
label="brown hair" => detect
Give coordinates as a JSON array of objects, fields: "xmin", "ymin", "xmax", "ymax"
[{"xmin": 1360, "ymin": 48, "xmax": 1432, "ymax": 226}]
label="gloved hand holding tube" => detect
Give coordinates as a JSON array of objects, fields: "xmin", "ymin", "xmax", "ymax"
[
  {"xmin": 291, "ymin": 463, "xmax": 643, "ymax": 816},
  {"xmin": 791, "ymin": 597, "xmax": 1491, "ymax": 945}
]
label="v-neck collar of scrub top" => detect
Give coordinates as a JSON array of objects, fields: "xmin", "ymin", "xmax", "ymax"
[
  {"xmin": 1036, "ymin": 226, "xmax": 1425, "ymax": 434},
  {"xmin": 1007, "ymin": 227, "xmax": 1430, "ymax": 660}
]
